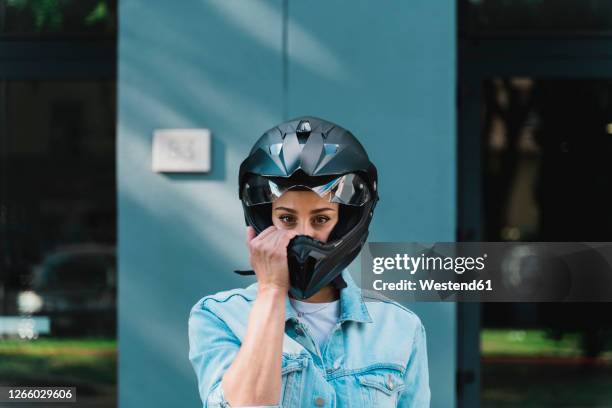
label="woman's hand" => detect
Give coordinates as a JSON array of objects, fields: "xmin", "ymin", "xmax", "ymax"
[
  {"xmin": 246, "ymin": 225, "xmax": 297, "ymax": 293},
  {"xmin": 221, "ymin": 226, "xmax": 294, "ymax": 406}
]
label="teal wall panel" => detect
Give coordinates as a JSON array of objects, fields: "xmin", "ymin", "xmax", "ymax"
[
  {"xmin": 287, "ymin": 2, "xmax": 456, "ymax": 407},
  {"xmin": 119, "ymin": 1, "xmax": 456, "ymax": 407},
  {"xmin": 118, "ymin": 1, "xmax": 283, "ymax": 406}
]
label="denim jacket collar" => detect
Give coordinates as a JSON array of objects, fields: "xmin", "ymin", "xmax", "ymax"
[
  {"xmin": 283, "ymin": 269, "xmax": 372, "ymax": 324},
  {"xmin": 247, "ymin": 269, "xmax": 373, "ymax": 324}
]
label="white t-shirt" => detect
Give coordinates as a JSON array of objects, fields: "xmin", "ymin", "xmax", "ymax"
[{"xmin": 289, "ymin": 298, "xmax": 341, "ymax": 349}]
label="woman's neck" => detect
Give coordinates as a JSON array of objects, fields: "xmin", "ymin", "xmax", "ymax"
[{"xmin": 291, "ymin": 284, "xmax": 339, "ymax": 303}]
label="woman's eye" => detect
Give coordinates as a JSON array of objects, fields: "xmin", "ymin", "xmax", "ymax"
[
  {"xmin": 279, "ymin": 215, "xmax": 296, "ymax": 224},
  {"xmin": 313, "ymin": 216, "xmax": 330, "ymax": 225}
]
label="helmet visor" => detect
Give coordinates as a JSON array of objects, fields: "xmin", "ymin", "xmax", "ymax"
[{"xmin": 242, "ymin": 173, "xmax": 371, "ymax": 207}]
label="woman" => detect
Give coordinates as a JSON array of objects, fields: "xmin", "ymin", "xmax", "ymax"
[{"xmin": 188, "ymin": 117, "xmax": 430, "ymax": 407}]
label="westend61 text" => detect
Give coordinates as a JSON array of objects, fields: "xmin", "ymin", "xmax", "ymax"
[{"xmin": 373, "ymin": 279, "xmax": 493, "ymax": 292}]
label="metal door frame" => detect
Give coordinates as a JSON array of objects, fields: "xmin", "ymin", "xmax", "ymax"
[{"xmin": 457, "ymin": 36, "xmax": 612, "ymax": 408}]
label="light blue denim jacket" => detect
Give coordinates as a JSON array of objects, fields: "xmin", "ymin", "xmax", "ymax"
[{"xmin": 188, "ymin": 270, "xmax": 430, "ymax": 407}]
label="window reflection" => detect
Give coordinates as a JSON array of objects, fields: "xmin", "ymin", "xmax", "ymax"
[
  {"xmin": 0, "ymin": 80, "xmax": 116, "ymax": 406},
  {"xmin": 461, "ymin": 0, "xmax": 612, "ymax": 37}
]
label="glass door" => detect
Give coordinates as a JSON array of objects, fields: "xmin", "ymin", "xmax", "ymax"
[{"xmin": 0, "ymin": 2, "xmax": 117, "ymax": 407}]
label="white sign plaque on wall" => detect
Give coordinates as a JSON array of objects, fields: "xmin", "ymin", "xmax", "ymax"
[{"xmin": 152, "ymin": 128, "xmax": 211, "ymax": 173}]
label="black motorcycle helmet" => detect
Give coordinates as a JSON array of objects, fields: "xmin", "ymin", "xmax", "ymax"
[{"xmin": 237, "ymin": 116, "xmax": 379, "ymax": 299}]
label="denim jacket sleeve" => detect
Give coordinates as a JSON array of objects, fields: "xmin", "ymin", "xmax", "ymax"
[
  {"xmin": 188, "ymin": 300, "xmax": 241, "ymax": 408},
  {"xmin": 397, "ymin": 321, "xmax": 431, "ymax": 407},
  {"xmin": 188, "ymin": 299, "xmax": 280, "ymax": 408}
]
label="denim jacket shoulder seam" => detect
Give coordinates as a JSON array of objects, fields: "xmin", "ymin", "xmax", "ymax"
[
  {"xmin": 194, "ymin": 291, "xmax": 256, "ymax": 312},
  {"xmin": 189, "ymin": 300, "xmax": 242, "ymax": 348},
  {"xmin": 361, "ymin": 294, "xmax": 421, "ymax": 321},
  {"xmin": 403, "ymin": 320, "xmax": 426, "ymax": 378}
]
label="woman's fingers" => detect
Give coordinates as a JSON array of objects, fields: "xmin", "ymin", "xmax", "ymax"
[
  {"xmin": 247, "ymin": 225, "xmax": 299, "ymax": 267},
  {"xmin": 249, "ymin": 227, "xmax": 295, "ymax": 258},
  {"xmin": 255, "ymin": 225, "xmax": 277, "ymax": 241},
  {"xmin": 248, "ymin": 225, "xmax": 276, "ymax": 248},
  {"xmin": 276, "ymin": 230, "xmax": 299, "ymax": 251},
  {"xmin": 247, "ymin": 227, "xmax": 293, "ymax": 290},
  {"xmin": 245, "ymin": 226, "xmax": 257, "ymax": 244},
  {"xmin": 261, "ymin": 229, "xmax": 287, "ymax": 256}
]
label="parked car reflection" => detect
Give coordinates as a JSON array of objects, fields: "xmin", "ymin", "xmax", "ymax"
[{"xmin": 27, "ymin": 244, "xmax": 116, "ymax": 336}]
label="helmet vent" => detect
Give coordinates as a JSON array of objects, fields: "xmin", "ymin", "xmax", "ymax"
[
  {"xmin": 269, "ymin": 143, "xmax": 282, "ymax": 156},
  {"xmin": 323, "ymin": 143, "xmax": 339, "ymax": 155},
  {"xmin": 296, "ymin": 119, "xmax": 312, "ymax": 144},
  {"xmin": 297, "ymin": 119, "xmax": 311, "ymax": 133}
]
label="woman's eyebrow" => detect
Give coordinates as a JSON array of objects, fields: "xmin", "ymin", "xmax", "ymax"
[
  {"xmin": 274, "ymin": 206, "xmax": 296, "ymax": 213},
  {"xmin": 310, "ymin": 207, "xmax": 336, "ymax": 214},
  {"xmin": 273, "ymin": 207, "xmax": 336, "ymax": 214}
]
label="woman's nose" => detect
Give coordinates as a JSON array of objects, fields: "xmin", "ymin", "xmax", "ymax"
[{"xmin": 295, "ymin": 222, "xmax": 316, "ymax": 238}]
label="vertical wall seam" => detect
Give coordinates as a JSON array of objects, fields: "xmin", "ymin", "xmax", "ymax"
[{"xmin": 282, "ymin": 0, "xmax": 289, "ymax": 120}]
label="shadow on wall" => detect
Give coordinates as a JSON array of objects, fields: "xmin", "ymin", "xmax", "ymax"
[
  {"xmin": 118, "ymin": 0, "xmax": 361, "ymax": 406},
  {"xmin": 119, "ymin": 1, "xmax": 454, "ymax": 407}
]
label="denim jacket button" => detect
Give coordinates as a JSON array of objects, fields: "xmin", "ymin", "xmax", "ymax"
[
  {"xmin": 315, "ymin": 396, "xmax": 325, "ymax": 406},
  {"xmin": 386, "ymin": 374, "xmax": 395, "ymax": 390},
  {"xmin": 295, "ymin": 325, "xmax": 304, "ymax": 335},
  {"xmin": 332, "ymin": 358, "xmax": 341, "ymax": 371}
]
